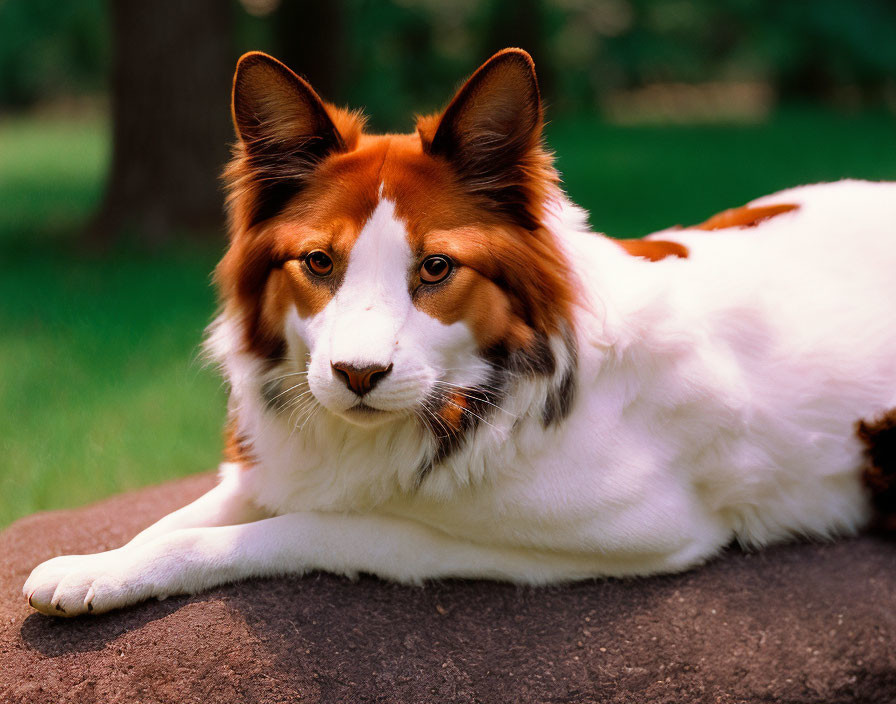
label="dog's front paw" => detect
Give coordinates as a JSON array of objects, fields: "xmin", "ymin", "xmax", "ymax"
[{"xmin": 23, "ymin": 550, "xmax": 147, "ymax": 617}]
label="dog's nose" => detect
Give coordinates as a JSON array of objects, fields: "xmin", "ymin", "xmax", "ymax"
[{"xmin": 331, "ymin": 362, "xmax": 393, "ymax": 396}]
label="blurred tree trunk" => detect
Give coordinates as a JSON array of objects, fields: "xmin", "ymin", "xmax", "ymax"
[
  {"xmin": 90, "ymin": 0, "xmax": 234, "ymax": 247},
  {"xmin": 271, "ymin": 0, "xmax": 346, "ymax": 102}
]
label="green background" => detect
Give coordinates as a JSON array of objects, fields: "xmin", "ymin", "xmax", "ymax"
[{"xmin": 2, "ymin": 0, "xmax": 896, "ymax": 527}]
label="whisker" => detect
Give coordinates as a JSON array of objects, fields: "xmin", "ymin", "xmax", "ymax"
[
  {"xmin": 284, "ymin": 391, "xmax": 316, "ymax": 415},
  {"xmin": 433, "ymin": 374, "xmax": 507, "ymax": 391},
  {"xmin": 267, "ymin": 381, "xmax": 312, "ymax": 405},
  {"xmin": 300, "ymin": 406, "xmax": 322, "ymax": 430},
  {"xmin": 294, "ymin": 401, "xmax": 321, "ymax": 432},
  {"xmin": 280, "ymin": 392, "xmax": 315, "ymax": 417},
  {"xmin": 419, "ymin": 404, "xmax": 452, "ymax": 440},
  {"xmin": 431, "ymin": 381, "xmax": 512, "ymax": 415},
  {"xmin": 264, "ymin": 370, "xmax": 310, "ymax": 385},
  {"xmin": 287, "ymin": 396, "xmax": 318, "ymax": 436}
]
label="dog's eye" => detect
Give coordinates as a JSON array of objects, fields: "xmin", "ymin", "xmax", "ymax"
[
  {"xmin": 420, "ymin": 255, "xmax": 453, "ymax": 284},
  {"xmin": 305, "ymin": 250, "xmax": 333, "ymax": 277}
]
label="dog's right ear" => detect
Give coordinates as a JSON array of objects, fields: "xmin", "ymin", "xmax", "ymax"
[
  {"xmin": 229, "ymin": 52, "xmax": 347, "ymax": 226},
  {"xmin": 232, "ymin": 51, "xmax": 345, "ymax": 165}
]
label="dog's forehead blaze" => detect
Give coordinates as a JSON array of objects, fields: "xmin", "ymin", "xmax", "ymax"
[
  {"xmin": 262, "ymin": 133, "xmax": 571, "ymax": 351},
  {"xmin": 282, "ymin": 134, "xmax": 485, "ymax": 235}
]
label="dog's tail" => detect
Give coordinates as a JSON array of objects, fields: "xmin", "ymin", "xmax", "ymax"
[{"xmin": 857, "ymin": 410, "xmax": 896, "ymax": 533}]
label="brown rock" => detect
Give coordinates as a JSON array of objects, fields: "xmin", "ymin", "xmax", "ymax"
[{"xmin": 1, "ymin": 474, "xmax": 894, "ymax": 703}]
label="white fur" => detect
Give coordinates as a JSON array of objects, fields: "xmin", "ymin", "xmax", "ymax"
[
  {"xmin": 300, "ymin": 197, "xmax": 491, "ymax": 426},
  {"xmin": 25, "ymin": 179, "xmax": 896, "ymax": 616}
]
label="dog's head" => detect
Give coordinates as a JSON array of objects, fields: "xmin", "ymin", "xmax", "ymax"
[{"xmin": 216, "ymin": 49, "xmax": 577, "ymax": 453}]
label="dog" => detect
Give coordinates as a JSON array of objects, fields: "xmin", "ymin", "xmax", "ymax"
[{"xmin": 25, "ymin": 48, "xmax": 896, "ymax": 616}]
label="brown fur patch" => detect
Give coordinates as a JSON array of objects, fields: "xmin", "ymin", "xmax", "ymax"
[
  {"xmin": 617, "ymin": 239, "xmax": 689, "ymax": 261},
  {"xmin": 224, "ymin": 418, "xmax": 256, "ymax": 467},
  {"xmin": 857, "ymin": 410, "xmax": 896, "ymax": 533},
  {"xmin": 440, "ymin": 392, "xmax": 468, "ymax": 431},
  {"xmin": 694, "ymin": 203, "xmax": 799, "ymax": 230},
  {"xmin": 612, "ymin": 201, "xmax": 799, "ymax": 265}
]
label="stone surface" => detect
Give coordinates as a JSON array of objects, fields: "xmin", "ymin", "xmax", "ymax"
[{"xmin": 1, "ymin": 474, "xmax": 894, "ymax": 703}]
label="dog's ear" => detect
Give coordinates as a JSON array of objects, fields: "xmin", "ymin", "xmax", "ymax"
[
  {"xmin": 417, "ymin": 49, "xmax": 557, "ymax": 229},
  {"xmin": 232, "ymin": 51, "xmax": 344, "ymax": 168},
  {"xmin": 425, "ymin": 49, "xmax": 542, "ymax": 176},
  {"xmin": 230, "ymin": 52, "xmax": 345, "ymax": 224}
]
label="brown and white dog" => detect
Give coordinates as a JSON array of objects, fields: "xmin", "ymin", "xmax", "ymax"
[{"xmin": 25, "ymin": 49, "xmax": 896, "ymax": 616}]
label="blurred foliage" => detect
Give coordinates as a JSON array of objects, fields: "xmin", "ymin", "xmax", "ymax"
[
  {"xmin": 0, "ymin": 0, "xmax": 109, "ymax": 107},
  {"xmin": 3, "ymin": 0, "xmax": 896, "ymax": 126},
  {"xmin": 244, "ymin": 0, "xmax": 896, "ymax": 128}
]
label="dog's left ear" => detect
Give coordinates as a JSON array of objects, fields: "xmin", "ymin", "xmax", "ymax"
[{"xmin": 421, "ymin": 48, "xmax": 546, "ymax": 225}]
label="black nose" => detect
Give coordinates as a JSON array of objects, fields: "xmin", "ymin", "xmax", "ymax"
[{"xmin": 331, "ymin": 362, "xmax": 393, "ymax": 396}]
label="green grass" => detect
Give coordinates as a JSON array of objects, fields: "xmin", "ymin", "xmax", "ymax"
[
  {"xmin": 549, "ymin": 108, "xmax": 896, "ymax": 236},
  {"xmin": 0, "ymin": 117, "xmax": 110, "ymax": 249},
  {"xmin": 1, "ymin": 108, "xmax": 895, "ymax": 528},
  {"xmin": 0, "ymin": 117, "xmax": 227, "ymax": 528}
]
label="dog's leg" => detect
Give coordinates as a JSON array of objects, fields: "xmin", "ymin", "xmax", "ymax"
[
  {"xmin": 25, "ymin": 510, "xmax": 597, "ymax": 616},
  {"xmin": 23, "ymin": 463, "xmax": 266, "ymax": 614},
  {"xmin": 123, "ymin": 463, "xmax": 268, "ymax": 548}
]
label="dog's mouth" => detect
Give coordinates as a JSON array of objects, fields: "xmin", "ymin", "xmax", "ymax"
[
  {"xmin": 349, "ymin": 402, "xmax": 386, "ymax": 414},
  {"xmin": 337, "ymin": 401, "xmax": 399, "ymax": 427}
]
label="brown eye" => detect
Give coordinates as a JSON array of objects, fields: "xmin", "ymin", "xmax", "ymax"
[
  {"xmin": 305, "ymin": 250, "xmax": 333, "ymax": 277},
  {"xmin": 420, "ymin": 255, "xmax": 453, "ymax": 284}
]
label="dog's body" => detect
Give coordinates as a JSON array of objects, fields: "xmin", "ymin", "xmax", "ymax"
[{"xmin": 25, "ymin": 50, "xmax": 896, "ymax": 616}]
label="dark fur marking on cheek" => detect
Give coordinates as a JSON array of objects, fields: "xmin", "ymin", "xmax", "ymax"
[
  {"xmin": 242, "ymin": 310, "xmax": 287, "ymax": 364},
  {"xmin": 416, "ymin": 365, "xmax": 508, "ymax": 486},
  {"xmin": 543, "ymin": 364, "xmax": 577, "ymax": 427},
  {"xmin": 260, "ymin": 368, "xmax": 314, "ymax": 417},
  {"xmin": 542, "ymin": 328, "xmax": 578, "ymax": 427},
  {"xmin": 415, "ymin": 328, "xmax": 579, "ymax": 485},
  {"xmin": 857, "ymin": 410, "xmax": 896, "ymax": 533},
  {"xmin": 485, "ymin": 331, "xmax": 556, "ymax": 377}
]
